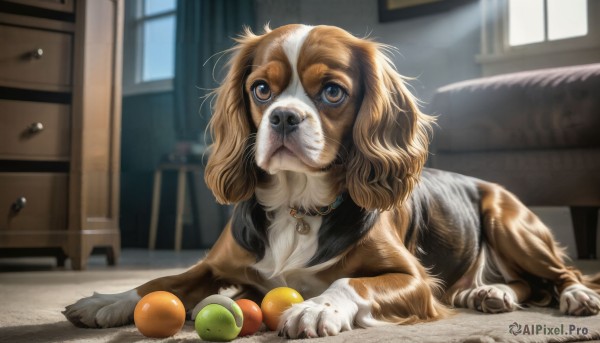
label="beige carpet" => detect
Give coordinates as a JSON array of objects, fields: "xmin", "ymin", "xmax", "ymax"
[{"xmin": 1, "ymin": 267, "xmax": 600, "ymax": 343}]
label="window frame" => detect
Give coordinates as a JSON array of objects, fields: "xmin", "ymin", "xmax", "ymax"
[
  {"xmin": 123, "ymin": 0, "xmax": 177, "ymax": 96},
  {"xmin": 478, "ymin": 0, "xmax": 600, "ymax": 63},
  {"xmin": 504, "ymin": 0, "xmax": 592, "ymax": 52}
]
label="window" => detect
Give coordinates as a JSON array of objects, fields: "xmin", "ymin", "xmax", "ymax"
[
  {"xmin": 123, "ymin": 0, "xmax": 177, "ymax": 95},
  {"xmin": 508, "ymin": 0, "xmax": 587, "ymax": 47},
  {"xmin": 478, "ymin": 0, "xmax": 599, "ymax": 75},
  {"xmin": 139, "ymin": 0, "xmax": 176, "ymax": 81}
]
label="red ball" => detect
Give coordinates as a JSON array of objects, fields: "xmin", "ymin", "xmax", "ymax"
[{"xmin": 235, "ymin": 299, "xmax": 263, "ymax": 336}]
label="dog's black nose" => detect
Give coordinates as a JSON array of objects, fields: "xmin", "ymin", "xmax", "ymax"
[{"xmin": 269, "ymin": 108, "xmax": 303, "ymax": 135}]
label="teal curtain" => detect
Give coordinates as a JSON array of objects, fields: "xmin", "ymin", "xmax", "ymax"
[{"xmin": 174, "ymin": 0, "xmax": 256, "ymax": 141}]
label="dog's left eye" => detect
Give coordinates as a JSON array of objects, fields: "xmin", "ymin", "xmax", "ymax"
[
  {"xmin": 252, "ymin": 81, "xmax": 272, "ymax": 103},
  {"xmin": 321, "ymin": 84, "xmax": 346, "ymax": 105}
]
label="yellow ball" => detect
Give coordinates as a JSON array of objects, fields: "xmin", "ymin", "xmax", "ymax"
[{"xmin": 261, "ymin": 287, "xmax": 304, "ymax": 331}]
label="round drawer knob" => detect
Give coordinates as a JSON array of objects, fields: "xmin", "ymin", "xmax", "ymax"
[
  {"xmin": 12, "ymin": 197, "xmax": 27, "ymax": 212},
  {"xmin": 29, "ymin": 122, "xmax": 44, "ymax": 133},
  {"xmin": 32, "ymin": 48, "xmax": 44, "ymax": 59}
]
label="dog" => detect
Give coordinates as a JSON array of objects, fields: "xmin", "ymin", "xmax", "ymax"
[{"xmin": 64, "ymin": 24, "xmax": 600, "ymax": 338}]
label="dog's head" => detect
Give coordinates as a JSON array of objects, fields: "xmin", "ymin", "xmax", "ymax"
[{"xmin": 205, "ymin": 24, "xmax": 433, "ymax": 211}]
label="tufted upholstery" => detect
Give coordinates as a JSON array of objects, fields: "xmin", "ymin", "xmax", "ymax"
[{"xmin": 431, "ymin": 63, "xmax": 600, "ymax": 152}]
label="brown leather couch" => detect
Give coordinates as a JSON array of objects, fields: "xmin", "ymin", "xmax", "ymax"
[{"xmin": 429, "ymin": 63, "xmax": 600, "ymax": 259}]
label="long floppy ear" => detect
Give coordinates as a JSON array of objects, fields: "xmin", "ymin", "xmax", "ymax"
[
  {"xmin": 347, "ymin": 42, "xmax": 434, "ymax": 211},
  {"xmin": 205, "ymin": 29, "xmax": 263, "ymax": 204}
]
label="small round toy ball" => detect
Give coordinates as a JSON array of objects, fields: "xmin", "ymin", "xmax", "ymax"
[
  {"xmin": 134, "ymin": 291, "xmax": 185, "ymax": 338},
  {"xmin": 235, "ymin": 299, "xmax": 263, "ymax": 336},
  {"xmin": 194, "ymin": 294, "xmax": 243, "ymax": 342},
  {"xmin": 261, "ymin": 287, "xmax": 304, "ymax": 331}
]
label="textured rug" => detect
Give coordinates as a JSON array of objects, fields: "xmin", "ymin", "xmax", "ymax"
[{"xmin": 1, "ymin": 268, "xmax": 599, "ymax": 343}]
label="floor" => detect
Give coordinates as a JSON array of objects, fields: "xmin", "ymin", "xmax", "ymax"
[
  {"xmin": 1, "ymin": 207, "xmax": 598, "ymax": 342},
  {"xmin": 0, "ymin": 249, "xmax": 207, "ymax": 272},
  {"xmin": 0, "ymin": 245, "xmax": 598, "ymax": 274},
  {"xmin": 0, "ymin": 248, "xmax": 599, "ymax": 343}
]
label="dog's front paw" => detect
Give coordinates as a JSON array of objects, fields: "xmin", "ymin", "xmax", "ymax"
[
  {"xmin": 63, "ymin": 290, "xmax": 140, "ymax": 328},
  {"xmin": 560, "ymin": 285, "xmax": 600, "ymax": 316},
  {"xmin": 278, "ymin": 298, "xmax": 354, "ymax": 338}
]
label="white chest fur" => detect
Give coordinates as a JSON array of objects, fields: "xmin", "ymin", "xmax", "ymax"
[
  {"xmin": 252, "ymin": 171, "xmax": 339, "ymax": 298},
  {"xmin": 252, "ymin": 209, "xmax": 329, "ymax": 297}
]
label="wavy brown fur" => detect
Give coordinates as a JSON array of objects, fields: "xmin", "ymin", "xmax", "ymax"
[
  {"xmin": 204, "ymin": 29, "xmax": 261, "ymax": 204},
  {"xmin": 346, "ymin": 40, "xmax": 434, "ymax": 211}
]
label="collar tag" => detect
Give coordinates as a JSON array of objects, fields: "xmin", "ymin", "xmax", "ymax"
[{"xmin": 288, "ymin": 194, "xmax": 345, "ymax": 235}]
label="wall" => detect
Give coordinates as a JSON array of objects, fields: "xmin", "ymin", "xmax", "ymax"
[
  {"xmin": 120, "ymin": 91, "xmax": 230, "ymax": 249},
  {"xmin": 255, "ymin": 0, "xmax": 482, "ymax": 103},
  {"xmin": 120, "ymin": 92, "xmax": 176, "ymax": 248}
]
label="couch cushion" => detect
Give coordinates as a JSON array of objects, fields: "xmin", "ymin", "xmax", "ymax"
[
  {"xmin": 430, "ymin": 149, "xmax": 600, "ymax": 206},
  {"xmin": 430, "ymin": 63, "xmax": 600, "ymax": 152}
]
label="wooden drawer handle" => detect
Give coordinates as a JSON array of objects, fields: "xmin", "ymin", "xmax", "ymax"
[
  {"xmin": 29, "ymin": 122, "xmax": 44, "ymax": 133},
  {"xmin": 12, "ymin": 197, "xmax": 27, "ymax": 212},
  {"xmin": 32, "ymin": 48, "xmax": 44, "ymax": 59}
]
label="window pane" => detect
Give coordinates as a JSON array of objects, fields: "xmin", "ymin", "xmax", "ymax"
[
  {"xmin": 547, "ymin": 0, "xmax": 587, "ymax": 41},
  {"xmin": 144, "ymin": 0, "xmax": 176, "ymax": 16},
  {"xmin": 142, "ymin": 15, "xmax": 175, "ymax": 82},
  {"xmin": 508, "ymin": 0, "xmax": 545, "ymax": 46}
]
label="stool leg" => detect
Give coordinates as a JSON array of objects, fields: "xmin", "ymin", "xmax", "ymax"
[
  {"xmin": 188, "ymin": 171, "xmax": 201, "ymax": 246},
  {"xmin": 174, "ymin": 169, "xmax": 186, "ymax": 251},
  {"xmin": 570, "ymin": 206, "xmax": 598, "ymax": 259},
  {"xmin": 149, "ymin": 170, "xmax": 162, "ymax": 250},
  {"xmin": 56, "ymin": 249, "xmax": 68, "ymax": 267}
]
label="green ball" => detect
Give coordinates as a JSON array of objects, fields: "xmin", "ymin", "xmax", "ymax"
[{"xmin": 195, "ymin": 303, "xmax": 243, "ymax": 342}]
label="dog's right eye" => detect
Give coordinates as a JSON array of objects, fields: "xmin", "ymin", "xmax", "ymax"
[{"xmin": 252, "ymin": 81, "xmax": 272, "ymax": 103}]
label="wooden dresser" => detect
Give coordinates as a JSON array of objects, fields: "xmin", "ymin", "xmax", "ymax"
[{"xmin": 0, "ymin": 0, "xmax": 123, "ymax": 270}]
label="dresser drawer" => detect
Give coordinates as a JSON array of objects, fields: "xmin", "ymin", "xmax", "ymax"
[
  {"xmin": 0, "ymin": 24, "xmax": 72, "ymax": 92},
  {"xmin": 2, "ymin": 0, "xmax": 74, "ymax": 13},
  {"xmin": 0, "ymin": 173, "xmax": 68, "ymax": 231},
  {"xmin": 0, "ymin": 100, "xmax": 70, "ymax": 160}
]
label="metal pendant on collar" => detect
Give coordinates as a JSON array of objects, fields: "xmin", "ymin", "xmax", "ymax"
[
  {"xmin": 295, "ymin": 218, "xmax": 311, "ymax": 235},
  {"xmin": 290, "ymin": 208, "xmax": 311, "ymax": 234},
  {"xmin": 288, "ymin": 194, "xmax": 345, "ymax": 235}
]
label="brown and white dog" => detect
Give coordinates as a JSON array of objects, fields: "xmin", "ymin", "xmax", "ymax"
[{"xmin": 64, "ymin": 24, "xmax": 600, "ymax": 338}]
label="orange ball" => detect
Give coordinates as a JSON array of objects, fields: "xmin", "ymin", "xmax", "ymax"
[
  {"xmin": 261, "ymin": 287, "xmax": 304, "ymax": 331},
  {"xmin": 235, "ymin": 299, "xmax": 263, "ymax": 336},
  {"xmin": 134, "ymin": 291, "xmax": 186, "ymax": 338}
]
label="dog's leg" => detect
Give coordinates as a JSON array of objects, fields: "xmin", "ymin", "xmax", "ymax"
[
  {"xmin": 63, "ymin": 224, "xmax": 258, "ymax": 328},
  {"xmin": 279, "ymin": 273, "xmax": 448, "ymax": 338},
  {"xmin": 449, "ymin": 246, "xmax": 531, "ymax": 313},
  {"xmin": 478, "ymin": 182, "xmax": 600, "ymax": 316},
  {"xmin": 63, "ymin": 262, "xmax": 221, "ymax": 328},
  {"xmin": 278, "ymin": 212, "xmax": 452, "ymax": 339}
]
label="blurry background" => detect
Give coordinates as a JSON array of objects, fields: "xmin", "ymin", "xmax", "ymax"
[
  {"xmin": 121, "ymin": 0, "xmax": 599, "ymax": 257},
  {"xmin": 1, "ymin": 0, "xmax": 597, "ymax": 268}
]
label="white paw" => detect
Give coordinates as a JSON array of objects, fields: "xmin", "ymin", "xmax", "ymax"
[
  {"xmin": 63, "ymin": 290, "xmax": 140, "ymax": 328},
  {"xmin": 458, "ymin": 285, "xmax": 517, "ymax": 313},
  {"xmin": 279, "ymin": 298, "xmax": 353, "ymax": 338},
  {"xmin": 560, "ymin": 284, "xmax": 600, "ymax": 316}
]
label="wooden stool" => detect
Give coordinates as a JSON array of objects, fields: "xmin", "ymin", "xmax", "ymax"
[{"xmin": 149, "ymin": 162, "xmax": 203, "ymax": 251}]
